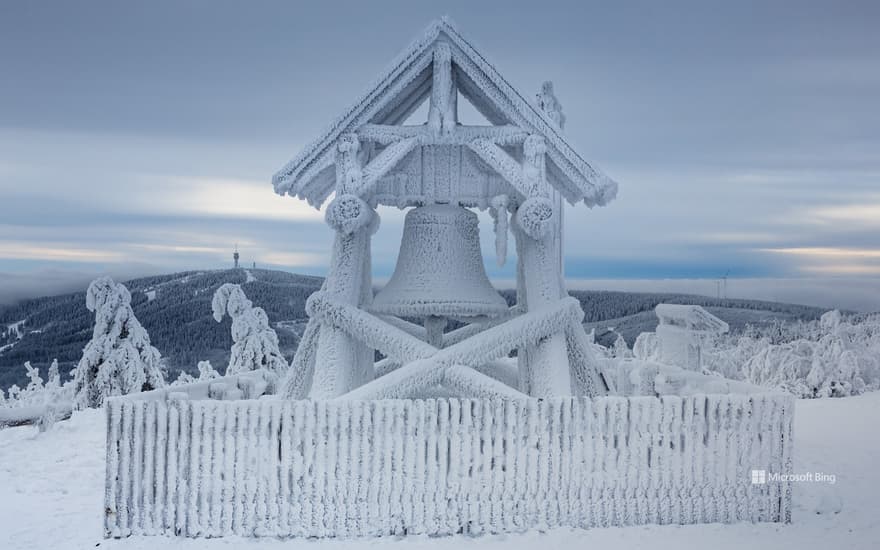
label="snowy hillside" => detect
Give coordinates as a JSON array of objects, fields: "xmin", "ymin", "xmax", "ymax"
[
  {"xmin": 0, "ymin": 269, "xmax": 826, "ymax": 388},
  {"xmin": 0, "ymin": 269, "xmax": 322, "ymax": 388},
  {"xmin": 1, "ymin": 393, "xmax": 877, "ymax": 549}
]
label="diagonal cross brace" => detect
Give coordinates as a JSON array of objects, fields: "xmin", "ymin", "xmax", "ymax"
[
  {"xmin": 357, "ymin": 137, "xmax": 420, "ymax": 197},
  {"xmin": 306, "ymin": 291, "xmax": 436, "ymax": 364},
  {"xmin": 336, "ymin": 297, "xmax": 584, "ymax": 400},
  {"xmin": 285, "ymin": 294, "xmax": 600, "ymax": 400}
]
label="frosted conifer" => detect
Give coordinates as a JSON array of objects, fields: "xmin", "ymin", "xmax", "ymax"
[
  {"xmin": 212, "ymin": 283, "xmax": 288, "ymax": 376},
  {"xmin": 197, "ymin": 360, "xmax": 220, "ymax": 380},
  {"xmin": 73, "ymin": 277, "xmax": 164, "ymax": 409},
  {"xmin": 23, "ymin": 361, "xmax": 44, "ymax": 397},
  {"xmin": 7, "ymin": 384, "xmax": 21, "ymax": 402},
  {"xmin": 47, "ymin": 359, "xmax": 60, "ymax": 388}
]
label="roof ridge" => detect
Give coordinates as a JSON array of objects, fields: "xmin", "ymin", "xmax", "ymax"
[
  {"xmin": 272, "ymin": 18, "xmax": 618, "ymax": 208},
  {"xmin": 273, "ymin": 19, "xmax": 447, "ymax": 196}
]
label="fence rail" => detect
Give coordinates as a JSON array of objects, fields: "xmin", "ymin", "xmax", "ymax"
[{"xmin": 105, "ymin": 394, "xmax": 793, "ymax": 538}]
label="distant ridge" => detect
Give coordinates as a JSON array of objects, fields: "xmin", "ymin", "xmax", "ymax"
[
  {"xmin": 0, "ymin": 269, "xmax": 322, "ymax": 388},
  {"xmin": 0, "ymin": 268, "xmax": 826, "ymax": 388}
]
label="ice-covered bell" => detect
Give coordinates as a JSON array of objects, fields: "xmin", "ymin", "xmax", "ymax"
[{"xmin": 371, "ymin": 204, "xmax": 508, "ymax": 319}]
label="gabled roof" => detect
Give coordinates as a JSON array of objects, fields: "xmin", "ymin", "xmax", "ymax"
[
  {"xmin": 655, "ymin": 304, "xmax": 730, "ymax": 333},
  {"xmin": 272, "ymin": 17, "xmax": 618, "ymax": 209}
]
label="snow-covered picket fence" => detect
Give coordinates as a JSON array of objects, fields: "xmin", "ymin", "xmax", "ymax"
[{"xmin": 105, "ymin": 392, "xmax": 793, "ymax": 538}]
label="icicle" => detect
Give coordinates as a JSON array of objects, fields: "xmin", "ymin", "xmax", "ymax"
[{"xmin": 489, "ymin": 195, "xmax": 510, "ymax": 266}]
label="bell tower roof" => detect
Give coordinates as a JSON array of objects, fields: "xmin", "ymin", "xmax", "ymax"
[{"xmin": 272, "ymin": 18, "xmax": 618, "ymax": 210}]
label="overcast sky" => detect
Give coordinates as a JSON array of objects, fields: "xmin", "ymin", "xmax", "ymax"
[{"xmin": 1, "ymin": 1, "xmax": 879, "ymax": 309}]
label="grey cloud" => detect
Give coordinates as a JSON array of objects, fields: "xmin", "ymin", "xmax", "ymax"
[{"xmin": 1, "ymin": 0, "xmax": 879, "ymax": 308}]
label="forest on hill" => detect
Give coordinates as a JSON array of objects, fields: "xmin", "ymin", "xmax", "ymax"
[{"xmin": 0, "ymin": 268, "xmax": 826, "ymax": 388}]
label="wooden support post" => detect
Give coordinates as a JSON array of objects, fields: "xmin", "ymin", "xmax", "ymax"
[
  {"xmin": 427, "ymin": 41, "xmax": 457, "ymax": 134},
  {"xmin": 281, "ymin": 316, "xmax": 319, "ymax": 399},
  {"xmin": 356, "ymin": 214, "xmax": 377, "ymax": 384},
  {"xmin": 310, "ymin": 134, "xmax": 377, "ymax": 399},
  {"xmin": 424, "ymin": 316, "xmax": 447, "ymax": 348},
  {"xmin": 553, "ymin": 188, "xmax": 565, "ymax": 290},
  {"xmin": 514, "ymin": 134, "xmax": 572, "ymax": 397}
]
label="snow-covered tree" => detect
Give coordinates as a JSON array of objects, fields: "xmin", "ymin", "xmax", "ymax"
[
  {"xmin": 7, "ymin": 384, "xmax": 21, "ymax": 402},
  {"xmin": 73, "ymin": 277, "xmax": 164, "ymax": 409},
  {"xmin": 35, "ymin": 359, "xmax": 64, "ymax": 431},
  {"xmin": 171, "ymin": 360, "xmax": 221, "ymax": 386},
  {"xmin": 197, "ymin": 360, "xmax": 220, "ymax": 380},
  {"xmin": 212, "ymin": 283, "xmax": 288, "ymax": 376},
  {"xmin": 611, "ymin": 333, "xmax": 633, "ymax": 359},
  {"xmin": 172, "ymin": 370, "xmax": 196, "ymax": 386},
  {"xmin": 47, "ymin": 359, "xmax": 60, "ymax": 388},
  {"xmin": 1, "ymin": 359, "xmax": 70, "ymax": 410},
  {"xmin": 22, "ymin": 361, "xmax": 44, "ymax": 397},
  {"xmin": 699, "ymin": 309, "xmax": 880, "ymax": 398}
]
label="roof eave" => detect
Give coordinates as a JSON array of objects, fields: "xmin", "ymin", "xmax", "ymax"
[{"xmin": 273, "ymin": 18, "xmax": 619, "ymax": 208}]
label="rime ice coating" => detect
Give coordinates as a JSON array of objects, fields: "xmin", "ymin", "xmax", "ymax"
[
  {"xmin": 212, "ymin": 284, "xmax": 288, "ymax": 377},
  {"xmin": 73, "ymin": 277, "xmax": 164, "ymax": 409},
  {"xmin": 271, "ymin": 18, "xmax": 618, "ymax": 210},
  {"xmin": 371, "ymin": 204, "xmax": 509, "ymax": 319},
  {"xmin": 104, "ymin": 391, "xmax": 794, "ymax": 538}
]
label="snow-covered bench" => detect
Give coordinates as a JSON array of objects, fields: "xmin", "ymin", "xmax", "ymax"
[{"xmin": 120, "ymin": 370, "xmax": 278, "ymax": 403}]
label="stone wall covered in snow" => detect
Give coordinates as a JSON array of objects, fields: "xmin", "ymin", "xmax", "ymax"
[{"xmin": 105, "ymin": 389, "xmax": 793, "ymax": 538}]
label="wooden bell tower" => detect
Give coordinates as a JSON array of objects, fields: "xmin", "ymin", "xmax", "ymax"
[{"xmin": 272, "ymin": 18, "xmax": 618, "ymax": 401}]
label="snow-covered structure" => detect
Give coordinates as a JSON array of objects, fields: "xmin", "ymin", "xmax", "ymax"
[
  {"xmin": 103, "ymin": 19, "xmax": 794, "ymax": 539},
  {"xmin": 277, "ymin": 17, "xmax": 616, "ymax": 402},
  {"xmin": 653, "ymin": 304, "xmax": 729, "ymax": 371}
]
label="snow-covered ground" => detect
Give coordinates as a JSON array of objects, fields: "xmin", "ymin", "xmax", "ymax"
[{"xmin": 1, "ymin": 394, "xmax": 878, "ymax": 550}]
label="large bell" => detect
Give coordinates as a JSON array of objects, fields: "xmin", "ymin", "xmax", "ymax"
[{"xmin": 372, "ymin": 204, "xmax": 508, "ymax": 319}]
